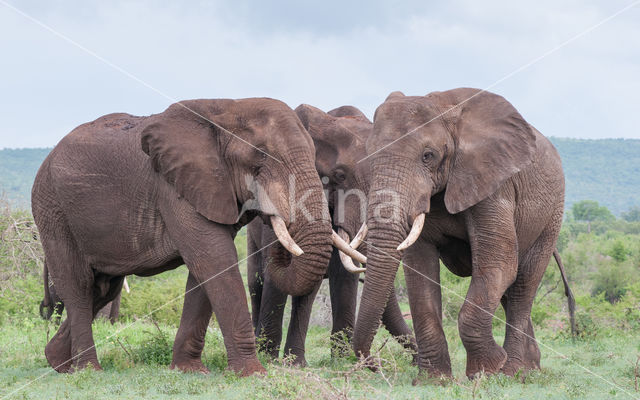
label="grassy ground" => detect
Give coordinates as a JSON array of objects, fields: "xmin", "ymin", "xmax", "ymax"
[
  {"xmin": 0, "ymin": 311, "xmax": 638, "ymax": 399},
  {"xmin": 1, "ymin": 205, "xmax": 639, "ymax": 399}
]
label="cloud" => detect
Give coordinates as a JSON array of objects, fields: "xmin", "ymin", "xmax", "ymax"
[{"xmin": 0, "ymin": 0, "xmax": 638, "ymax": 148}]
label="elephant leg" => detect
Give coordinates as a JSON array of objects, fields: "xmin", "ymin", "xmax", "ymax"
[
  {"xmin": 328, "ymin": 248, "xmax": 358, "ymax": 357},
  {"xmin": 247, "ymin": 235, "xmax": 265, "ymax": 331},
  {"xmin": 95, "ymin": 302, "xmax": 113, "ymax": 321},
  {"xmin": 255, "ymin": 274, "xmax": 288, "ymax": 359},
  {"xmin": 42, "ymin": 234, "xmax": 101, "ymax": 373},
  {"xmin": 381, "ymin": 288, "xmax": 418, "ymax": 363},
  {"xmin": 164, "ymin": 208, "xmax": 264, "ymax": 377},
  {"xmin": 501, "ymin": 222, "xmax": 560, "ymax": 376},
  {"xmin": 403, "ymin": 239, "xmax": 451, "ymax": 379},
  {"xmin": 91, "ymin": 275, "xmax": 124, "ymax": 319},
  {"xmin": 107, "ymin": 292, "xmax": 121, "ymax": 324},
  {"xmin": 171, "ymin": 272, "xmax": 212, "ymax": 374},
  {"xmin": 459, "ymin": 208, "xmax": 518, "ymax": 379},
  {"xmin": 283, "ymin": 283, "xmax": 321, "ymax": 367},
  {"xmin": 93, "ymin": 276, "xmax": 123, "ymax": 325}
]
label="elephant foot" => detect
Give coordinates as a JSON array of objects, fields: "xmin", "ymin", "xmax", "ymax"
[
  {"xmin": 502, "ymin": 330, "xmax": 541, "ymax": 376},
  {"xmin": 417, "ymin": 355, "xmax": 452, "ymax": 380},
  {"xmin": 256, "ymin": 340, "xmax": 280, "ymax": 360},
  {"xmin": 283, "ymin": 352, "xmax": 307, "ymax": 368},
  {"xmin": 170, "ymin": 358, "xmax": 210, "ymax": 374},
  {"xmin": 412, "ymin": 370, "xmax": 451, "ymax": 386},
  {"xmin": 465, "ymin": 343, "xmax": 507, "ymax": 379},
  {"xmin": 70, "ymin": 359, "xmax": 103, "ymax": 373},
  {"xmin": 45, "ymin": 325, "xmax": 73, "ymax": 373},
  {"xmin": 228, "ymin": 358, "xmax": 267, "ymax": 377},
  {"xmin": 500, "ymin": 357, "xmax": 540, "ymax": 377}
]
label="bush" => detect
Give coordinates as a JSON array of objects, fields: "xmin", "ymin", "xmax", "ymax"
[
  {"xmin": 591, "ymin": 264, "xmax": 631, "ymax": 303},
  {"xmin": 607, "ymin": 240, "xmax": 628, "ymax": 262},
  {"xmin": 119, "ymin": 269, "xmax": 190, "ymax": 327}
]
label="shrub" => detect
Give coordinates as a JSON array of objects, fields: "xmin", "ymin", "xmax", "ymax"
[
  {"xmin": 591, "ymin": 264, "xmax": 630, "ymax": 303},
  {"xmin": 607, "ymin": 240, "xmax": 628, "ymax": 262},
  {"xmin": 119, "ymin": 269, "xmax": 190, "ymax": 327}
]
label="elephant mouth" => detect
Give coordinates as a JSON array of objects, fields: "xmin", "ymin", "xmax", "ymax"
[
  {"xmin": 266, "ymin": 214, "xmax": 367, "ymax": 264},
  {"xmin": 335, "ymin": 224, "xmax": 368, "ymax": 274}
]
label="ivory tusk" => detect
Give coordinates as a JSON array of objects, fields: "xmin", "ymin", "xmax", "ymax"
[
  {"xmin": 397, "ymin": 213, "xmax": 425, "ymax": 251},
  {"xmin": 332, "ymin": 230, "xmax": 367, "ymax": 264},
  {"xmin": 123, "ymin": 277, "xmax": 130, "ymax": 293},
  {"xmin": 349, "ymin": 223, "xmax": 368, "ymax": 250},
  {"xmin": 337, "ymin": 229, "xmax": 366, "ymax": 274},
  {"xmin": 271, "ymin": 215, "xmax": 304, "ymax": 256}
]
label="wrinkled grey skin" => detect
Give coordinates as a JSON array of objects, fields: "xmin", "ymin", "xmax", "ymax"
[
  {"xmin": 246, "ymin": 105, "xmax": 416, "ymax": 366},
  {"xmin": 353, "ymin": 89, "xmax": 565, "ymax": 381},
  {"xmin": 32, "ymin": 98, "xmax": 332, "ymax": 375}
]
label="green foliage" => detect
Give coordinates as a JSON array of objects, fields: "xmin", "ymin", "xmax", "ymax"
[
  {"xmin": 571, "ymin": 200, "xmax": 615, "ymax": 223},
  {"xmin": 621, "ymin": 205, "xmax": 640, "ymax": 222},
  {"xmin": 607, "ymin": 239, "xmax": 628, "ymax": 262},
  {"xmin": 134, "ymin": 323, "xmax": 174, "ymax": 365},
  {"xmin": 118, "ymin": 269, "xmax": 189, "ymax": 327},
  {"xmin": 591, "ymin": 264, "xmax": 630, "ymax": 303}
]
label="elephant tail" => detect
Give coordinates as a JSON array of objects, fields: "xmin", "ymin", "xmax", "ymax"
[
  {"xmin": 39, "ymin": 260, "xmax": 54, "ymax": 320},
  {"xmin": 553, "ymin": 249, "xmax": 576, "ymax": 338}
]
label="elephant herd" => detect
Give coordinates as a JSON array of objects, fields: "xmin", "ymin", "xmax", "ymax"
[{"xmin": 32, "ymin": 88, "xmax": 573, "ymax": 382}]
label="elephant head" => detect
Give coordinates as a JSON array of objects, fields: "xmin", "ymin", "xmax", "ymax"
[
  {"xmin": 352, "ymin": 88, "xmax": 537, "ymax": 356},
  {"xmin": 141, "ymin": 98, "xmax": 364, "ymax": 296},
  {"xmin": 295, "ymin": 104, "xmax": 373, "ymax": 273}
]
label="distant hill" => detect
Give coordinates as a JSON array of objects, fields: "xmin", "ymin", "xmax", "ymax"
[
  {"xmin": 0, "ymin": 148, "xmax": 50, "ymax": 208},
  {"xmin": 1, "ymin": 138, "xmax": 639, "ymax": 215},
  {"xmin": 548, "ymin": 138, "xmax": 640, "ymax": 215}
]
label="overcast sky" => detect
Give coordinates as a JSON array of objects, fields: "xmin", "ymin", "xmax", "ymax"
[{"xmin": 1, "ymin": 0, "xmax": 639, "ymax": 148}]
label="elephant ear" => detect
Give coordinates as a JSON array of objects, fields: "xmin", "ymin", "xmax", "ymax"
[
  {"xmin": 443, "ymin": 91, "xmax": 537, "ymax": 214},
  {"xmin": 295, "ymin": 104, "xmax": 341, "ymax": 173},
  {"xmin": 141, "ymin": 103, "xmax": 239, "ymax": 224}
]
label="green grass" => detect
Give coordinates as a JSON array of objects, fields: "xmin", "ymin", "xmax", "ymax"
[{"xmin": 0, "ymin": 312, "xmax": 638, "ymax": 399}]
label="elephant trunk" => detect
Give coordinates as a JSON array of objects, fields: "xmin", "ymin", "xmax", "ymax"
[
  {"xmin": 352, "ymin": 219, "xmax": 405, "ymax": 358},
  {"xmin": 353, "ymin": 156, "xmax": 418, "ymax": 357},
  {"xmin": 266, "ymin": 158, "xmax": 332, "ymax": 297}
]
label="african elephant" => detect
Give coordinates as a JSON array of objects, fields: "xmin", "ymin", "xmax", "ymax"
[
  {"xmin": 31, "ymin": 97, "xmax": 364, "ymax": 375},
  {"xmin": 352, "ymin": 88, "xmax": 565, "ymax": 380},
  {"xmin": 246, "ymin": 104, "xmax": 417, "ymax": 366}
]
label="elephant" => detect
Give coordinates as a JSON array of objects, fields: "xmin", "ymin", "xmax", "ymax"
[
  {"xmin": 351, "ymin": 88, "xmax": 566, "ymax": 380},
  {"xmin": 31, "ymin": 97, "xmax": 365, "ymax": 375},
  {"xmin": 246, "ymin": 104, "xmax": 418, "ymax": 366}
]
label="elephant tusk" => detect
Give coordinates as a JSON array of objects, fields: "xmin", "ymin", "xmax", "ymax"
[
  {"xmin": 349, "ymin": 223, "xmax": 368, "ymax": 250},
  {"xmin": 332, "ymin": 230, "xmax": 367, "ymax": 264},
  {"xmin": 337, "ymin": 229, "xmax": 366, "ymax": 274},
  {"xmin": 397, "ymin": 213, "xmax": 425, "ymax": 251},
  {"xmin": 271, "ymin": 215, "xmax": 304, "ymax": 256},
  {"xmin": 123, "ymin": 277, "xmax": 130, "ymax": 293}
]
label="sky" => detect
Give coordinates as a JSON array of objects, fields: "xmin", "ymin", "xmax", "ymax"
[{"xmin": 0, "ymin": 0, "xmax": 639, "ymax": 148}]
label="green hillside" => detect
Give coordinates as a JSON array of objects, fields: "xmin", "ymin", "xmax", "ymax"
[
  {"xmin": 549, "ymin": 138, "xmax": 640, "ymax": 215},
  {"xmin": 1, "ymin": 138, "xmax": 639, "ymax": 214},
  {"xmin": 0, "ymin": 148, "xmax": 50, "ymax": 208}
]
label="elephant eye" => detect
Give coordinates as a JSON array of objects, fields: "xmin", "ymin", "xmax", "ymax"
[
  {"xmin": 422, "ymin": 149, "xmax": 435, "ymax": 164},
  {"xmin": 333, "ymin": 169, "xmax": 346, "ymax": 183}
]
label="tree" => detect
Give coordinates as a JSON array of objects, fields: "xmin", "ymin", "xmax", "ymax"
[
  {"xmin": 571, "ymin": 200, "xmax": 614, "ymax": 233},
  {"xmin": 621, "ymin": 206, "xmax": 640, "ymax": 222}
]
